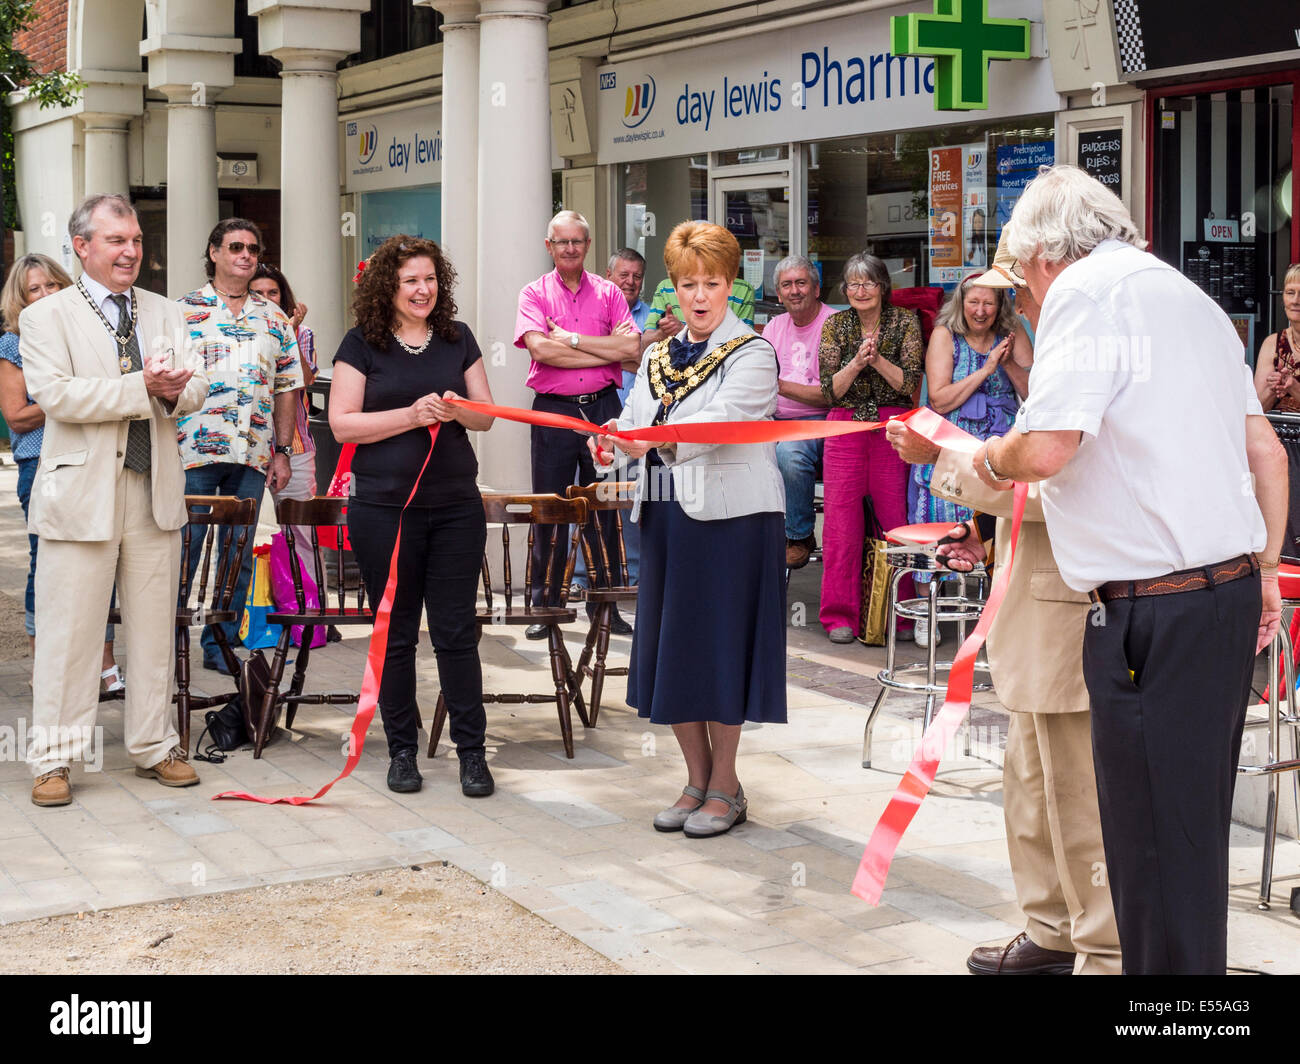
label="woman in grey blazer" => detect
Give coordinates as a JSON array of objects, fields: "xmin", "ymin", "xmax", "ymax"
[{"xmin": 590, "ymin": 222, "xmax": 787, "ymax": 838}]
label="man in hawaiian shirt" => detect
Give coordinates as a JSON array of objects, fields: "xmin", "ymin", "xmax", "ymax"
[{"xmin": 178, "ymin": 218, "xmax": 304, "ymax": 673}]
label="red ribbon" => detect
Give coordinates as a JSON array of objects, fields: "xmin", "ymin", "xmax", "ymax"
[
  {"xmin": 851, "ymin": 477, "xmax": 1028, "ymax": 905},
  {"xmin": 213, "ymin": 426, "xmax": 439, "ymax": 805},
  {"xmin": 210, "ymin": 397, "xmax": 1022, "ymax": 841}
]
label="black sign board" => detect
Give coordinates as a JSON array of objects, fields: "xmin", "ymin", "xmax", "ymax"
[
  {"xmin": 1077, "ymin": 129, "xmax": 1122, "ymax": 193},
  {"xmin": 1118, "ymin": 0, "xmax": 1300, "ymax": 73},
  {"xmin": 1182, "ymin": 241, "xmax": 1259, "ymax": 316}
]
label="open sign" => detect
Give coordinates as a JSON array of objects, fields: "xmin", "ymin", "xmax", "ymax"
[{"xmin": 1204, "ymin": 219, "xmax": 1240, "ymax": 242}]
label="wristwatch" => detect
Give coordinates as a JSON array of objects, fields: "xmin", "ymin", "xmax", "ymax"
[
  {"xmin": 983, "ymin": 440, "xmax": 1011, "ymax": 483},
  {"xmin": 275, "ymin": 444, "xmax": 293, "ymax": 458},
  {"xmin": 569, "ymin": 332, "xmax": 581, "ymax": 349}
]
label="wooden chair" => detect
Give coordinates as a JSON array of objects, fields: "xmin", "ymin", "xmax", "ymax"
[
  {"xmin": 253, "ymin": 497, "xmax": 375, "ymax": 757},
  {"xmin": 567, "ymin": 481, "xmax": 638, "ymax": 725},
  {"xmin": 427, "ymin": 493, "xmax": 590, "ymax": 759},
  {"xmin": 168, "ymin": 495, "xmax": 259, "ymax": 754}
]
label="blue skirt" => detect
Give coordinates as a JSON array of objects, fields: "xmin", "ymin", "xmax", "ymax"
[{"xmin": 626, "ymin": 494, "xmax": 788, "ymax": 726}]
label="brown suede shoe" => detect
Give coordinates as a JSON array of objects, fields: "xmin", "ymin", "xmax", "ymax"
[
  {"xmin": 32, "ymin": 767, "xmax": 72, "ymax": 807},
  {"xmin": 135, "ymin": 747, "xmax": 200, "ymax": 788},
  {"xmin": 966, "ymin": 932, "xmax": 1074, "ymax": 975},
  {"xmin": 786, "ymin": 539, "xmax": 811, "ymax": 569}
]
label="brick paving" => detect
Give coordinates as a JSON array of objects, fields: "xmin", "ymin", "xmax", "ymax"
[{"xmin": 0, "ymin": 464, "xmax": 1297, "ymax": 973}]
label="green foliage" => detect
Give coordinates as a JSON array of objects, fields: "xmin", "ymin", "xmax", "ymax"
[{"xmin": 1, "ymin": 0, "xmax": 86, "ymax": 229}]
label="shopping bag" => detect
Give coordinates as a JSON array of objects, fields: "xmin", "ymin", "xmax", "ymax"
[
  {"xmin": 317, "ymin": 443, "xmax": 355, "ymax": 551},
  {"xmin": 268, "ymin": 531, "xmax": 327, "ymax": 649},
  {"xmin": 858, "ymin": 496, "xmax": 894, "ymax": 646},
  {"xmin": 238, "ymin": 544, "xmax": 282, "ymax": 649}
]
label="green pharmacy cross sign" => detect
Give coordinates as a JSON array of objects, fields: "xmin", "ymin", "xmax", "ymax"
[{"xmin": 891, "ymin": 0, "xmax": 1031, "ymax": 111}]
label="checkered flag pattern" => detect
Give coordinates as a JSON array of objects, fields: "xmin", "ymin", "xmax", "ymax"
[{"xmin": 1113, "ymin": 0, "xmax": 1147, "ymax": 73}]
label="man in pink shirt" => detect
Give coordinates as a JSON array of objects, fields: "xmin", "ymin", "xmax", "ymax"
[
  {"xmin": 515, "ymin": 210, "xmax": 638, "ymax": 634},
  {"xmin": 763, "ymin": 255, "xmax": 833, "ymax": 570}
]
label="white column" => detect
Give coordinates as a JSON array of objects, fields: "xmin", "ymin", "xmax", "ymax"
[
  {"xmin": 82, "ymin": 115, "xmax": 132, "ymax": 197},
  {"xmin": 164, "ymin": 96, "xmax": 219, "ymax": 297},
  {"xmin": 276, "ymin": 53, "xmax": 346, "ymax": 361},
  {"xmin": 426, "ymin": 0, "xmax": 480, "ymax": 331},
  {"xmin": 140, "ymin": 14, "xmax": 238, "ymax": 297},
  {"xmin": 475, "ymin": 0, "xmax": 552, "ymax": 492},
  {"xmin": 251, "ymin": 0, "xmax": 369, "ymax": 365}
]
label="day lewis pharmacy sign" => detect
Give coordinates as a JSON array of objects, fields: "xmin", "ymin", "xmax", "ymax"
[{"xmin": 891, "ymin": 0, "xmax": 1031, "ymax": 110}]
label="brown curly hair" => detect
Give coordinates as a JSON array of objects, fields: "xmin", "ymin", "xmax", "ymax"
[{"xmin": 352, "ymin": 235, "xmax": 460, "ymax": 348}]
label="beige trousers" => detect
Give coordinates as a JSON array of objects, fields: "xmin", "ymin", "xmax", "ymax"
[
  {"xmin": 28, "ymin": 468, "xmax": 182, "ymax": 775},
  {"xmin": 1003, "ymin": 710, "xmax": 1122, "ymax": 975}
]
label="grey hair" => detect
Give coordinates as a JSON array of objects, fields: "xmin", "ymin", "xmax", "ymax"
[
  {"xmin": 607, "ymin": 247, "xmax": 645, "ymax": 272},
  {"xmin": 773, "ymin": 255, "xmax": 820, "ymax": 286},
  {"xmin": 935, "ymin": 275, "xmax": 1019, "ymax": 339},
  {"xmin": 68, "ymin": 193, "xmax": 136, "ymax": 242},
  {"xmin": 1005, "ymin": 164, "xmax": 1146, "ymax": 266},
  {"xmin": 547, "ymin": 209, "xmax": 590, "ymax": 241},
  {"xmin": 841, "ymin": 252, "xmax": 892, "ymax": 305}
]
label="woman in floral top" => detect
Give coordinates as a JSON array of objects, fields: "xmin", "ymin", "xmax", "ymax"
[{"xmin": 817, "ymin": 253, "xmax": 923, "ymax": 643}]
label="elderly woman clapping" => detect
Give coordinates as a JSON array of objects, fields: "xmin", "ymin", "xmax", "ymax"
[{"xmin": 817, "ymin": 253, "xmax": 924, "ymax": 644}]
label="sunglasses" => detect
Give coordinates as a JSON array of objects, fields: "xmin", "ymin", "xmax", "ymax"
[{"xmin": 224, "ymin": 241, "xmax": 261, "ymax": 256}]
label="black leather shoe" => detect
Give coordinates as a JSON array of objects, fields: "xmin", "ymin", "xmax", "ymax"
[
  {"xmin": 609, "ymin": 613, "xmax": 633, "ymax": 636},
  {"xmin": 524, "ymin": 623, "xmax": 549, "ymax": 640},
  {"xmin": 966, "ymin": 932, "xmax": 1074, "ymax": 975},
  {"xmin": 459, "ymin": 751, "xmax": 494, "ymax": 797},
  {"xmin": 386, "ymin": 750, "xmax": 423, "ymax": 793}
]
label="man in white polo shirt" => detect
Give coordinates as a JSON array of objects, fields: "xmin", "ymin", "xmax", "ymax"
[{"xmin": 974, "ymin": 164, "xmax": 1287, "ymax": 974}]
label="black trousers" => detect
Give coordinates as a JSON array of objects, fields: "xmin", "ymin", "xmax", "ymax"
[
  {"xmin": 347, "ymin": 498, "xmax": 488, "ymax": 758},
  {"xmin": 1082, "ymin": 569, "xmax": 1259, "ymax": 974},
  {"xmin": 529, "ymin": 389, "xmax": 623, "ymax": 607}
]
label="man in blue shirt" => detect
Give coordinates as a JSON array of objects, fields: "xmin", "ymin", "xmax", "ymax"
[{"xmin": 606, "ymin": 248, "xmax": 649, "ymax": 405}]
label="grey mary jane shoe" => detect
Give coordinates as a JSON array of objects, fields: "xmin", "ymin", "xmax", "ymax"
[
  {"xmin": 683, "ymin": 785, "xmax": 747, "ymax": 838},
  {"xmin": 653, "ymin": 785, "xmax": 706, "ymax": 832}
]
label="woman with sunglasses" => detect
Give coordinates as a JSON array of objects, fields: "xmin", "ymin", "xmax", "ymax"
[{"xmin": 817, "ymin": 253, "xmax": 924, "ymax": 644}]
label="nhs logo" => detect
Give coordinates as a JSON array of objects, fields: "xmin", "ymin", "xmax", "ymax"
[{"xmin": 600, "ymin": 71, "xmax": 616, "ymax": 90}]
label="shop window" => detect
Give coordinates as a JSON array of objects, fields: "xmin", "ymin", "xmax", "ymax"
[
  {"xmin": 358, "ymin": 187, "xmax": 442, "ymax": 256},
  {"xmin": 807, "ymin": 117, "xmax": 1055, "ymax": 295},
  {"xmin": 617, "ymin": 156, "xmax": 708, "ymax": 286},
  {"xmin": 1152, "ymin": 83, "xmax": 1295, "ymax": 358},
  {"xmin": 344, "ymin": 0, "xmax": 441, "ymax": 67},
  {"xmin": 233, "ymin": 0, "xmax": 280, "ymax": 79},
  {"xmin": 716, "ymin": 145, "xmax": 790, "ymax": 168}
]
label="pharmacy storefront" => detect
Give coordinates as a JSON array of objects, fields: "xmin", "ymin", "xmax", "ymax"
[
  {"xmin": 596, "ymin": 1, "xmax": 1060, "ymax": 309},
  {"xmin": 342, "ymin": 102, "xmax": 444, "ymax": 255}
]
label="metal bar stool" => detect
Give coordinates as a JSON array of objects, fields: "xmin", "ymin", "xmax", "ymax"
[
  {"xmin": 862, "ymin": 523, "xmax": 992, "ymax": 769},
  {"xmin": 1237, "ymin": 562, "xmax": 1300, "ymax": 909}
]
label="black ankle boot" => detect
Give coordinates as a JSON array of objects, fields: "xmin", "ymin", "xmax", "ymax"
[
  {"xmin": 387, "ymin": 750, "xmax": 423, "ymax": 793},
  {"xmin": 458, "ymin": 751, "xmax": 494, "ymax": 797}
]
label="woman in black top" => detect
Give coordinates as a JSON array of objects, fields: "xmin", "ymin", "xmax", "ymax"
[{"xmin": 329, "ymin": 235, "xmax": 496, "ymax": 797}]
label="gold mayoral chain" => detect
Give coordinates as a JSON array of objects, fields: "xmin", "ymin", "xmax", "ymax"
[
  {"xmin": 646, "ymin": 334, "xmax": 758, "ymax": 415},
  {"xmin": 78, "ymin": 279, "xmax": 139, "ymax": 374}
]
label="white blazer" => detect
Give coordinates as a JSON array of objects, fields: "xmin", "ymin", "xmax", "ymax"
[
  {"xmin": 20, "ymin": 285, "xmax": 208, "ymax": 541},
  {"xmin": 616, "ymin": 309, "xmax": 785, "ymax": 522}
]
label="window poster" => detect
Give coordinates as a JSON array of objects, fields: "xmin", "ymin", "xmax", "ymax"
[
  {"xmin": 995, "ymin": 140, "xmax": 1055, "ymax": 234},
  {"xmin": 963, "ymin": 145, "xmax": 988, "ymax": 270},
  {"xmin": 928, "ymin": 146, "xmax": 964, "ymax": 285}
]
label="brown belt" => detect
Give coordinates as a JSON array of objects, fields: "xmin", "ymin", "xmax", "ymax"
[{"xmin": 1088, "ymin": 554, "xmax": 1259, "ymax": 603}]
